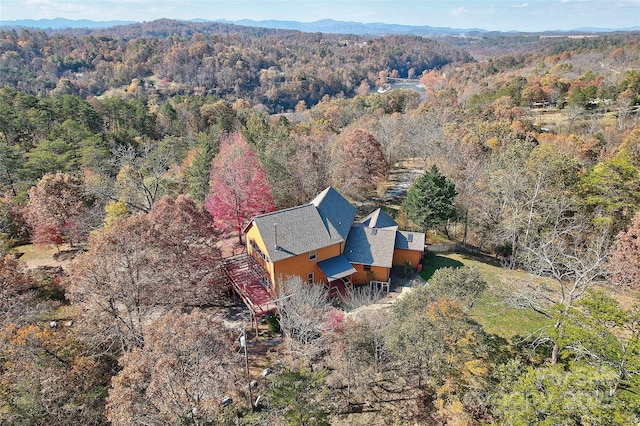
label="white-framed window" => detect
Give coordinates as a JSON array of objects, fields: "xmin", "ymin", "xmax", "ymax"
[
  {"xmin": 307, "ymin": 272, "xmax": 315, "ymax": 284},
  {"xmin": 309, "ymin": 250, "xmax": 317, "ymax": 261}
]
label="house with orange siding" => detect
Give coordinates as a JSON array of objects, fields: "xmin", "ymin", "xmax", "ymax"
[{"xmin": 243, "ymin": 187, "xmax": 424, "ymax": 293}]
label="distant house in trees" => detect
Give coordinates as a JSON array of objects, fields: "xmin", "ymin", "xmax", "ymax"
[{"xmin": 243, "ymin": 187, "xmax": 424, "ymax": 294}]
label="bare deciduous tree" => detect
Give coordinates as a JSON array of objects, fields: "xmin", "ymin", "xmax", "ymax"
[
  {"xmin": 518, "ymin": 212, "xmax": 611, "ymax": 364},
  {"xmin": 340, "ymin": 285, "xmax": 385, "ymax": 312},
  {"xmin": 276, "ymin": 276, "xmax": 332, "ymax": 363},
  {"xmin": 0, "ymin": 255, "xmax": 39, "ymax": 327}
]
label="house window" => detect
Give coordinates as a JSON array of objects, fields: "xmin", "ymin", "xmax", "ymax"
[
  {"xmin": 363, "ymin": 265, "xmax": 371, "ymax": 271},
  {"xmin": 307, "ymin": 272, "xmax": 315, "ymax": 284},
  {"xmin": 309, "ymin": 250, "xmax": 317, "ymax": 261},
  {"xmin": 408, "ymin": 233, "xmax": 414, "ymax": 242},
  {"xmin": 250, "ymin": 239, "xmax": 268, "ymax": 262}
]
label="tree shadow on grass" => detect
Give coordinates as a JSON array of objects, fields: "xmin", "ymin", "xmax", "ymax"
[
  {"xmin": 420, "ymin": 251, "xmax": 464, "ymax": 281},
  {"xmin": 457, "ymin": 251, "xmax": 502, "ymax": 268}
]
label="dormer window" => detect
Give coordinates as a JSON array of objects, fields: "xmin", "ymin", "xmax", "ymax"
[{"xmin": 309, "ymin": 250, "xmax": 317, "ymax": 261}]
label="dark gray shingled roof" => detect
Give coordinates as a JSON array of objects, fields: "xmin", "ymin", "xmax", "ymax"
[
  {"xmin": 359, "ymin": 208, "xmax": 399, "ymax": 230},
  {"xmin": 247, "ymin": 187, "xmax": 356, "ymax": 263},
  {"xmin": 246, "ymin": 186, "xmax": 424, "ymax": 267},
  {"xmin": 395, "ymin": 230, "xmax": 426, "ymax": 251},
  {"xmin": 310, "ymin": 187, "xmax": 356, "ymax": 241},
  {"xmin": 344, "ymin": 225, "xmax": 396, "ymax": 268}
]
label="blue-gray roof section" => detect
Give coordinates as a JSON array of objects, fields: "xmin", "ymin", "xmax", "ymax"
[
  {"xmin": 359, "ymin": 208, "xmax": 399, "ymax": 230},
  {"xmin": 344, "ymin": 225, "xmax": 396, "ymax": 268},
  {"xmin": 318, "ymin": 255, "xmax": 357, "ymax": 281},
  {"xmin": 310, "ymin": 187, "xmax": 357, "ymax": 241}
]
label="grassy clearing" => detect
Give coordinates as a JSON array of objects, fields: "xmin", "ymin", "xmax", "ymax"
[
  {"xmin": 420, "ymin": 251, "xmax": 553, "ymax": 341},
  {"xmin": 12, "ymin": 243, "xmax": 73, "ymax": 269},
  {"xmin": 471, "ymin": 295, "xmax": 551, "ymax": 341},
  {"xmin": 13, "ymin": 243, "xmax": 59, "ymax": 259}
]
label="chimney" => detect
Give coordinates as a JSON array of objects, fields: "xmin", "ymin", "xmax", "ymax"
[{"xmin": 274, "ymin": 223, "xmax": 279, "ymax": 250}]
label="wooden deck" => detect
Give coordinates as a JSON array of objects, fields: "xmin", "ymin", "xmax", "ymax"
[{"xmin": 223, "ymin": 254, "xmax": 277, "ymax": 331}]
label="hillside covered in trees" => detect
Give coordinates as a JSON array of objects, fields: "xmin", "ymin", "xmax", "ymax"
[
  {"xmin": 1, "ymin": 19, "xmax": 640, "ymax": 424},
  {"xmin": 0, "ymin": 19, "xmax": 473, "ymax": 112}
]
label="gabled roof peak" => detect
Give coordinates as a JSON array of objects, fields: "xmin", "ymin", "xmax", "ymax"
[
  {"xmin": 309, "ymin": 186, "xmax": 356, "ymax": 241},
  {"xmin": 360, "ymin": 208, "xmax": 399, "ymax": 230},
  {"xmin": 309, "ymin": 186, "xmax": 339, "ymax": 207}
]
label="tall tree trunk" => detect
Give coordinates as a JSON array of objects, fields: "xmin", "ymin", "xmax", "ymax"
[
  {"xmin": 551, "ymin": 342, "xmax": 559, "ymax": 365},
  {"xmin": 509, "ymin": 232, "xmax": 519, "ymax": 269},
  {"xmin": 551, "ymin": 317, "xmax": 563, "ymax": 365},
  {"xmin": 463, "ymin": 208, "xmax": 468, "ymax": 245}
]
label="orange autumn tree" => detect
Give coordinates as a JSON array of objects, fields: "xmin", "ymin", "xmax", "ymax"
[
  {"xmin": 205, "ymin": 132, "xmax": 275, "ymax": 244},
  {"xmin": 67, "ymin": 195, "xmax": 224, "ymax": 354},
  {"xmin": 331, "ymin": 128, "xmax": 389, "ymax": 199}
]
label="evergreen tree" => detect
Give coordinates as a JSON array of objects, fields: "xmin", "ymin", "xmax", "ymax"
[
  {"xmin": 402, "ymin": 164, "xmax": 456, "ymax": 235},
  {"xmin": 186, "ymin": 136, "xmax": 216, "ymax": 203}
]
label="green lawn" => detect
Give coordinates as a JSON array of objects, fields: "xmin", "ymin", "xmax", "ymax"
[
  {"xmin": 420, "ymin": 251, "xmax": 553, "ymax": 341},
  {"xmin": 470, "ymin": 294, "xmax": 552, "ymax": 340},
  {"xmin": 419, "ymin": 251, "xmax": 464, "ymax": 281}
]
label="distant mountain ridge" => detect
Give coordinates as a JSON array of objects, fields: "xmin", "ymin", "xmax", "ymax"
[
  {"xmin": 0, "ymin": 18, "xmax": 135, "ymax": 29},
  {"xmin": 217, "ymin": 18, "xmax": 486, "ymax": 36},
  {"xmin": 1, "ymin": 17, "xmax": 638, "ymax": 35}
]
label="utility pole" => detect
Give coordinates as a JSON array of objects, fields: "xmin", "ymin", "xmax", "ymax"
[{"xmin": 240, "ymin": 328, "xmax": 253, "ymax": 411}]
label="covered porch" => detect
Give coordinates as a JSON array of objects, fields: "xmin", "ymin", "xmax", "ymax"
[{"xmin": 318, "ymin": 254, "xmax": 357, "ymax": 298}]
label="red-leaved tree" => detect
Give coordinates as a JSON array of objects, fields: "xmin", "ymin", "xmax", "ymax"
[
  {"xmin": 205, "ymin": 132, "xmax": 275, "ymax": 244},
  {"xmin": 606, "ymin": 211, "xmax": 640, "ymax": 288},
  {"xmin": 24, "ymin": 173, "xmax": 88, "ymax": 252}
]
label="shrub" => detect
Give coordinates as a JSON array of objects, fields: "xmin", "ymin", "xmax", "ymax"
[
  {"xmin": 400, "ymin": 259, "xmax": 414, "ymax": 278},
  {"xmin": 266, "ymin": 313, "xmax": 281, "ymax": 333}
]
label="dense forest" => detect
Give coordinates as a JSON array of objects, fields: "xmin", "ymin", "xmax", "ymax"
[
  {"xmin": 1, "ymin": 19, "xmax": 640, "ymax": 425},
  {"xmin": 0, "ymin": 20, "xmax": 472, "ymax": 111}
]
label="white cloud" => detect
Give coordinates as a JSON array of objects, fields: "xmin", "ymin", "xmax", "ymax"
[
  {"xmin": 450, "ymin": 6, "xmax": 467, "ymax": 17},
  {"xmin": 514, "ymin": 2, "xmax": 529, "ymax": 7}
]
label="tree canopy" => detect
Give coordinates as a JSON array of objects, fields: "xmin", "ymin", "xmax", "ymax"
[
  {"xmin": 402, "ymin": 164, "xmax": 457, "ymax": 233},
  {"xmin": 1, "ymin": 20, "xmax": 640, "ymax": 425},
  {"xmin": 67, "ymin": 195, "xmax": 224, "ymax": 354},
  {"xmin": 205, "ymin": 132, "xmax": 275, "ymax": 243},
  {"xmin": 607, "ymin": 211, "xmax": 640, "ymax": 288},
  {"xmin": 24, "ymin": 172, "xmax": 89, "ymax": 250}
]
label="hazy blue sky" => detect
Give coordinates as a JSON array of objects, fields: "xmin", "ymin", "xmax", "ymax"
[{"xmin": 1, "ymin": 0, "xmax": 639, "ymax": 32}]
